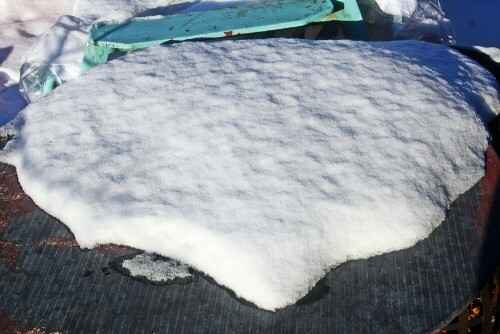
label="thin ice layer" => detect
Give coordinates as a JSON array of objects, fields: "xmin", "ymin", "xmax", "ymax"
[{"xmin": 1, "ymin": 39, "xmax": 499, "ymax": 311}]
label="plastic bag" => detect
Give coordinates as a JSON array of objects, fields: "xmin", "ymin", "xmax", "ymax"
[
  {"xmin": 395, "ymin": 0, "xmax": 456, "ymax": 44},
  {"xmin": 19, "ymin": 16, "xmax": 89, "ymax": 103},
  {"xmin": 358, "ymin": 0, "xmax": 455, "ymax": 44}
]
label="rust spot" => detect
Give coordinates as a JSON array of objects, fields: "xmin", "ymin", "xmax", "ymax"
[
  {"xmin": 0, "ymin": 313, "xmax": 62, "ymax": 334},
  {"xmin": 224, "ymin": 31, "xmax": 233, "ymax": 37},
  {"xmin": 0, "ymin": 240, "xmax": 20, "ymax": 270},
  {"xmin": 0, "ymin": 309, "xmax": 25, "ymax": 333},
  {"xmin": 0, "ymin": 168, "xmax": 38, "ymax": 231},
  {"xmin": 32, "ymin": 237, "xmax": 79, "ymax": 248},
  {"xmin": 473, "ymin": 146, "xmax": 500, "ymax": 243}
]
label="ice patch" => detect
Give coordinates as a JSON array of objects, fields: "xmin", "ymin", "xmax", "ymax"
[
  {"xmin": 121, "ymin": 253, "xmax": 194, "ymax": 283},
  {"xmin": 1, "ymin": 39, "xmax": 498, "ymax": 311}
]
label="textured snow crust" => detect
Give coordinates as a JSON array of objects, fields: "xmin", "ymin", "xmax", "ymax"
[{"xmin": 1, "ymin": 39, "xmax": 499, "ymax": 310}]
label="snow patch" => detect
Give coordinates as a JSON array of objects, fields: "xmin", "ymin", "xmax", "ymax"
[{"xmin": 1, "ymin": 39, "xmax": 498, "ymax": 311}]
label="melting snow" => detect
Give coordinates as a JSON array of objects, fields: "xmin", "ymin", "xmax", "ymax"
[{"xmin": 0, "ymin": 39, "xmax": 498, "ymax": 310}]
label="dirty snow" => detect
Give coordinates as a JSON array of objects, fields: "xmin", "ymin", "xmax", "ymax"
[{"xmin": 1, "ymin": 39, "xmax": 498, "ymax": 310}]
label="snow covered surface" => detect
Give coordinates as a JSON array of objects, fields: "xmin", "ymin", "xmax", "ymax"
[
  {"xmin": 122, "ymin": 253, "xmax": 193, "ymax": 282},
  {"xmin": 1, "ymin": 39, "xmax": 498, "ymax": 310}
]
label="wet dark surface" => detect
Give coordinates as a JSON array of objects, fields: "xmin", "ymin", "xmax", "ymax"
[{"xmin": 0, "ymin": 146, "xmax": 499, "ymax": 334}]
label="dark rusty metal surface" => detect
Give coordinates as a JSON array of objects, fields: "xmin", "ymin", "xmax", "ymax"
[{"xmin": 0, "ymin": 144, "xmax": 499, "ymax": 333}]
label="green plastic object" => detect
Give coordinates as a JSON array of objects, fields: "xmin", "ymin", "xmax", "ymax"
[
  {"xmin": 82, "ymin": 0, "xmax": 337, "ymax": 71},
  {"xmin": 42, "ymin": 74, "xmax": 58, "ymax": 96}
]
